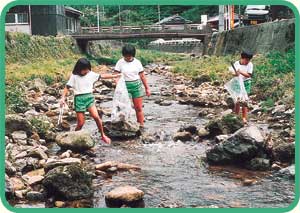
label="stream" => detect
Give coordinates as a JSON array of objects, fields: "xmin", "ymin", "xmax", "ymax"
[{"xmin": 77, "ymin": 72, "xmax": 295, "ymax": 208}]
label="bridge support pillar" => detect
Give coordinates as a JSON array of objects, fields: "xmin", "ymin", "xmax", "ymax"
[{"xmin": 76, "ymin": 39, "xmax": 88, "ymax": 53}]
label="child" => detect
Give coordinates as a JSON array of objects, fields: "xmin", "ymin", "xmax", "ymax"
[
  {"xmin": 60, "ymin": 58, "xmax": 120, "ymax": 144},
  {"xmin": 114, "ymin": 44, "xmax": 151, "ymax": 128},
  {"xmin": 232, "ymin": 50, "xmax": 254, "ymax": 124}
]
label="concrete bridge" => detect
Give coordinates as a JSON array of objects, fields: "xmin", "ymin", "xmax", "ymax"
[{"xmin": 71, "ymin": 24, "xmax": 211, "ymax": 51}]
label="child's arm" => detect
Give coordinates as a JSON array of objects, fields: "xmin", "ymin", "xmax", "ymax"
[
  {"xmin": 139, "ymin": 72, "xmax": 151, "ymax": 97},
  {"xmin": 60, "ymin": 86, "xmax": 70, "ymax": 107},
  {"xmin": 101, "ymin": 73, "xmax": 121, "ymax": 79},
  {"xmin": 237, "ymin": 70, "xmax": 252, "ymax": 78}
]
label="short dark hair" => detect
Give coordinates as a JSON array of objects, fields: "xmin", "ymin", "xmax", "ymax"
[
  {"xmin": 122, "ymin": 44, "xmax": 136, "ymax": 57},
  {"xmin": 241, "ymin": 50, "xmax": 253, "ymax": 60},
  {"xmin": 72, "ymin": 58, "xmax": 91, "ymax": 75}
]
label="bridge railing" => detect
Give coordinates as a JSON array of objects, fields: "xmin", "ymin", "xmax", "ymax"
[{"xmin": 79, "ymin": 24, "xmax": 210, "ymax": 34}]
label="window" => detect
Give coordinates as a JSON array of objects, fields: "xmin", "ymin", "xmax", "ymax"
[{"xmin": 5, "ymin": 13, "xmax": 29, "ymax": 24}]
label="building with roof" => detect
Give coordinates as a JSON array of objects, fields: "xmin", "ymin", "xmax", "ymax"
[{"xmin": 5, "ymin": 5, "xmax": 82, "ymax": 36}]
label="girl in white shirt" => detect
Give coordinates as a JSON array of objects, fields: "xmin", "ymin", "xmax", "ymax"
[
  {"xmin": 60, "ymin": 58, "xmax": 120, "ymax": 144},
  {"xmin": 114, "ymin": 44, "xmax": 151, "ymax": 128}
]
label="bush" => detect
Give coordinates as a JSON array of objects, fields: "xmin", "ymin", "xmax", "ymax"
[{"xmin": 6, "ymin": 83, "xmax": 29, "ymax": 113}]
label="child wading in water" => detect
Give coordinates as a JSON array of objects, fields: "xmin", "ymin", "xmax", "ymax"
[
  {"xmin": 60, "ymin": 58, "xmax": 120, "ymax": 144},
  {"xmin": 114, "ymin": 44, "xmax": 151, "ymax": 128},
  {"xmin": 232, "ymin": 50, "xmax": 254, "ymax": 124}
]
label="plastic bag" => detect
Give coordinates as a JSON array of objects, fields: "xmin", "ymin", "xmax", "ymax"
[
  {"xmin": 224, "ymin": 76, "xmax": 249, "ymax": 103},
  {"xmin": 111, "ymin": 76, "xmax": 136, "ymax": 123}
]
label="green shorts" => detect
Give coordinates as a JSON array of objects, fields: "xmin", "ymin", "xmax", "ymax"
[
  {"xmin": 74, "ymin": 93, "xmax": 95, "ymax": 112},
  {"xmin": 125, "ymin": 80, "xmax": 144, "ymax": 99},
  {"xmin": 244, "ymin": 80, "xmax": 252, "ymax": 94}
]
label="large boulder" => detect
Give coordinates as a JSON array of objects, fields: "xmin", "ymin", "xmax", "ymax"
[
  {"xmin": 104, "ymin": 121, "xmax": 141, "ymax": 140},
  {"xmin": 5, "ymin": 114, "xmax": 33, "ymax": 136},
  {"xmin": 44, "ymin": 158, "xmax": 81, "ymax": 172},
  {"xmin": 28, "ymin": 115, "xmax": 54, "ymax": 139},
  {"xmin": 56, "ymin": 130, "xmax": 95, "ymax": 152},
  {"xmin": 206, "ymin": 125, "xmax": 266, "ymax": 165},
  {"xmin": 43, "ymin": 165, "xmax": 92, "ymax": 200},
  {"xmin": 272, "ymin": 142, "xmax": 295, "ymax": 163},
  {"xmin": 28, "ymin": 78, "xmax": 47, "ymax": 93},
  {"xmin": 105, "ymin": 186, "xmax": 145, "ymax": 208},
  {"xmin": 205, "ymin": 114, "xmax": 244, "ymax": 137}
]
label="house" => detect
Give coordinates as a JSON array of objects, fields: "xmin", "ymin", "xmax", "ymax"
[
  {"xmin": 5, "ymin": 5, "xmax": 82, "ymax": 36},
  {"xmin": 154, "ymin": 14, "xmax": 193, "ymax": 30},
  {"xmin": 207, "ymin": 13, "xmax": 240, "ymax": 29}
]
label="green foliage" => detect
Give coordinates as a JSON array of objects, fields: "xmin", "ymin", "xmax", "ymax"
[
  {"xmin": 6, "ymin": 83, "xmax": 29, "ymax": 113},
  {"xmin": 30, "ymin": 117, "xmax": 52, "ymax": 138}
]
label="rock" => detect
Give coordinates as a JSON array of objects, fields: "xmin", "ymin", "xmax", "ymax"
[
  {"xmin": 95, "ymin": 161, "xmax": 141, "ymax": 172},
  {"xmin": 11, "ymin": 131, "xmax": 27, "ymax": 144},
  {"xmin": 5, "ymin": 160, "xmax": 17, "ymax": 176},
  {"xmin": 45, "ymin": 158, "xmax": 81, "ymax": 172},
  {"xmin": 225, "ymin": 97, "xmax": 235, "ymax": 109},
  {"xmin": 215, "ymin": 135, "xmax": 229, "ymax": 143},
  {"xmin": 10, "ymin": 177, "xmax": 25, "ymax": 191},
  {"xmin": 242, "ymin": 179, "xmax": 258, "ymax": 186},
  {"xmin": 179, "ymin": 125, "xmax": 197, "ymax": 135},
  {"xmin": 193, "ymin": 74, "xmax": 211, "ymax": 87},
  {"xmin": 272, "ymin": 142, "xmax": 295, "ymax": 163},
  {"xmin": 271, "ymin": 163, "xmax": 282, "ymax": 171},
  {"xmin": 43, "ymin": 165, "xmax": 92, "ymax": 200},
  {"xmin": 5, "ymin": 114, "xmax": 33, "ymax": 136},
  {"xmin": 29, "ymin": 115, "xmax": 54, "ymax": 139},
  {"xmin": 173, "ymin": 131, "xmax": 192, "ymax": 142},
  {"xmin": 56, "ymin": 130, "xmax": 95, "ymax": 152},
  {"xmin": 278, "ymin": 165, "xmax": 295, "ymax": 179},
  {"xmin": 44, "ymin": 130, "xmax": 57, "ymax": 142},
  {"xmin": 5, "ymin": 176, "xmax": 14, "ymax": 200},
  {"xmin": 27, "ymin": 147, "xmax": 48, "ymax": 160},
  {"xmin": 141, "ymin": 133, "xmax": 156, "ymax": 144},
  {"xmin": 197, "ymin": 127, "xmax": 210, "ymax": 137},
  {"xmin": 205, "ymin": 114, "xmax": 244, "ymax": 137},
  {"xmin": 104, "ymin": 121, "xmax": 140, "ymax": 139},
  {"xmin": 206, "ymin": 126, "xmax": 265, "ymax": 165},
  {"xmin": 272, "ymin": 105, "xmax": 286, "ymax": 115},
  {"xmin": 29, "ymin": 78, "xmax": 47, "ymax": 92},
  {"xmin": 45, "ymin": 110, "xmax": 57, "ymax": 117},
  {"xmin": 159, "ymin": 100, "xmax": 173, "ymax": 106},
  {"xmin": 55, "ymin": 201, "xmax": 66, "ymax": 208},
  {"xmin": 26, "ymin": 191, "xmax": 45, "ymax": 201},
  {"xmin": 33, "ymin": 103, "xmax": 49, "ymax": 112},
  {"xmin": 14, "ymin": 203, "xmax": 46, "ymax": 208},
  {"xmin": 246, "ymin": 158, "xmax": 270, "ymax": 171},
  {"xmin": 60, "ymin": 150, "xmax": 72, "ymax": 159},
  {"xmin": 105, "ymin": 186, "xmax": 144, "ymax": 208},
  {"xmin": 22, "ymin": 169, "xmax": 45, "ymax": 185}
]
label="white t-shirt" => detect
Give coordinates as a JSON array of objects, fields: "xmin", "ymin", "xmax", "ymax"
[
  {"xmin": 232, "ymin": 61, "xmax": 253, "ymax": 81},
  {"xmin": 114, "ymin": 58, "xmax": 144, "ymax": 81},
  {"xmin": 66, "ymin": 71, "xmax": 100, "ymax": 95}
]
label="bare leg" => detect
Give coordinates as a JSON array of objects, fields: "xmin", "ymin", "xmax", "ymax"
[
  {"xmin": 242, "ymin": 106, "xmax": 248, "ymax": 124},
  {"xmin": 88, "ymin": 105, "xmax": 111, "ymax": 144},
  {"xmin": 133, "ymin": 97, "xmax": 144, "ymax": 127},
  {"xmin": 75, "ymin": 112, "xmax": 85, "ymax": 131},
  {"xmin": 234, "ymin": 102, "xmax": 240, "ymax": 115}
]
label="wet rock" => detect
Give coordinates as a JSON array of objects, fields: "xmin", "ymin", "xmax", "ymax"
[
  {"xmin": 5, "ymin": 114, "xmax": 33, "ymax": 136},
  {"xmin": 141, "ymin": 133, "xmax": 156, "ymax": 144},
  {"xmin": 56, "ymin": 130, "xmax": 95, "ymax": 152},
  {"xmin": 33, "ymin": 103, "xmax": 49, "ymax": 112},
  {"xmin": 205, "ymin": 114, "xmax": 244, "ymax": 137},
  {"xmin": 271, "ymin": 105, "xmax": 286, "ymax": 116},
  {"xmin": 272, "ymin": 142, "xmax": 295, "ymax": 163},
  {"xmin": 45, "ymin": 158, "xmax": 81, "ymax": 172},
  {"xmin": 242, "ymin": 179, "xmax": 258, "ymax": 186},
  {"xmin": 173, "ymin": 131, "xmax": 192, "ymax": 142},
  {"xmin": 43, "ymin": 165, "xmax": 92, "ymax": 200},
  {"xmin": 95, "ymin": 161, "xmax": 141, "ymax": 172},
  {"xmin": 215, "ymin": 135, "xmax": 229, "ymax": 143},
  {"xmin": 179, "ymin": 125, "xmax": 197, "ymax": 135},
  {"xmin": 26, "ymin": 191, "xmax": 45, "ymax": 201},
  {"xmin": 44, "ymin": 130, "xmax": 57, "ymax": 142},
  {"xmin": 278, "ymin": 165, "xmax": 295, "ymax": 179},
  {"xmin": 206, "ymin": 126, "xmax": 265, "ymax": 165},
  {"xmin": 104, "ymin": 121, "xmax": 140, "ymax": 140},
  {"xmin": 60, "ymin": 150, "xmax": 72, "ymax": 159},
  {"xmin": 27, "ymin": 147, "xmax": 48, "ymax": 160},
  {"xmin": 105, "ymin": 186, "xmax": 145, "ymax": 208},
  {"xmin": 225, "ymin": 97, "xmax": 235, "ymax": 109},
  {"xmin": 45, "ymin": 87, "xmax": 59, "ymax": 97},
  {"xmin": 246, "ymin": 158, "xmax": 270, "ymax": 171}
]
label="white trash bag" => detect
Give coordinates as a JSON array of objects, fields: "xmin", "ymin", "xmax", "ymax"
[
  {"xmin": 111, "ymin": 76, "xmax": 136, "ymax": 123},
  {"xmin": 224, "ymin": 76, "xmax": 249, "ymax": 103}
]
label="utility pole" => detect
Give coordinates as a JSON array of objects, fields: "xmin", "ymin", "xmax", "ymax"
[
  {"xmin": 219, "ymin": 5, "xmax": 224, "ymax": 32},
  {"xmin": 158, "ymin": 5, "xmax": 161, "ymax": 23},
  {"xmin": 96, "ymin": 5, "xmax": 100, "ymax": 32},
  {"xmin": 227, "ymin": 5, "xmax": 231, "ymax": 30},
  {"xmin": 118, "ymin": 5, "xmax": 122, "ymax": 27}
]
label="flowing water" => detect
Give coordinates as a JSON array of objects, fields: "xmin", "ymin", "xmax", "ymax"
[{"xmin": 79, "ymin": 73, "xmax": 295, "ymax": 208}]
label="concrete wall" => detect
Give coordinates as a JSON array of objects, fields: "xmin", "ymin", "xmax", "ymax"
[
  {"xmin": 5, "ymin": 24, "xmax": 31, "ymax": 34},
  {"xmin": 148, "ymin": 41, "xmax": 203, "ymax": 54},
  {"xmin": 207, "ymin": 18, "xmax": 295, "ymax": 55}
]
